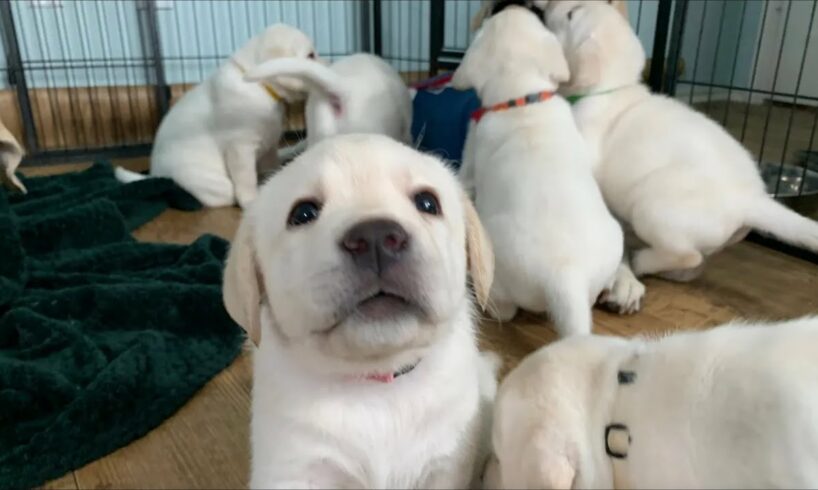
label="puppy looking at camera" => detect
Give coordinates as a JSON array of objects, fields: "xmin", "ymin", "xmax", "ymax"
[
  {"xmin": 487, "ymin": 316, "xmax": 818, "ymax": 489},
  {"xmin": 223, "ymin": 133, "xmax": 499, "ymax": 488},
  {"xmin": 246, "ymin": 53, "xmax": 413, "ymax": 161},
  {"xmin": 453, "ymin": 7, "xmax": 623, "ymax": 337},
  {"xmin": 117, "ymin": 24, "xmax": 316, "ymax": 208},
  {"xmin": 546, "ymin": 2, "xmax": 818, "ymax": 292}
]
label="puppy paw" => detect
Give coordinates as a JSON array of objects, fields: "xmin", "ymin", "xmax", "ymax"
[
  {"xmin": 236, "ymin": 189, "xmax": 258, "ymax": 209},
  {"xmin": 598, "ymin": 271, "xmax": 646, "ymax": 315}
]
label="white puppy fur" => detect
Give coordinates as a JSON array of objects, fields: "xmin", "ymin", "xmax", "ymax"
[
  {"xmin": 222, "ymin": 133, "xmax": 499, "ymax": 488},
  {"xmin": 117, "ymin": 24, "xmax": 316, "ymax": 208},
  {"xmin": 547, "ymin": 2, "xmax": 818, "ymax": 292},
  {"xmin": 488, "ymin": 316, "xmax": 818, "ymax": 489},
  {"xmin": 0, "ymin": 121, "xmax": 25, "ymax": 194},
  {"xmin": 245, "ymin": 53, "xmax": 413, "ymax": 160},
  {"xmin": 452, "ymin": 7, "xmax": 624, "ymax": 336}
]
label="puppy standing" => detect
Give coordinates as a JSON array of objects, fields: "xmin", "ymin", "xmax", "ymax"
[
  {"xmin": 223, "ymin": 134, "xmax": 498, "ymax": 488},
  {"xmin": 117, "ymin": 24, "xmax": 315, "ymax": 208},
  {"xmin": 245, "ymin": 53, "xmax": 413, "ymax": 160},
  {"xmin": 489, "ymin": 316, "xmax": 818, "ymax": 488},
  {"xmin": 453, "ymin": 7, "xmax": 623, "ymax": 337},
  {"xmin": 547, "ymin": 2, "xmax": 818, "ymax": 297}
]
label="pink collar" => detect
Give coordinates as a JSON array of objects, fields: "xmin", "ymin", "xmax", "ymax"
[{"xmin": 355, "ymin": 361, "xmax": 419, "ymax": 384}]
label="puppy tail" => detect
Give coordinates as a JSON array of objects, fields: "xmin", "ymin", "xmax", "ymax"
[
  {"xmin": 244, "ymin": 58, "xmax": 345, "ymax": 103},
  {"xmin": 544, "ymin": 275, "xmax": 593, "ymax": 338},
  {"xmin": 746, "ymin": 197, "xmax": 818, "ymax": 253},
  {"xmin": 114, "ymin": 166, "xmax": 149, "ymax": 184}
]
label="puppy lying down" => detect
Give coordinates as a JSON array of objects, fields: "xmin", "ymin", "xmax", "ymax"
[
  {"xmin": 488, "ymin": 316, "xmax": 818, "ymax": 489},
  {"xmin": 223, "ymin": 133, "xmax": 499, "ymax": 488}
]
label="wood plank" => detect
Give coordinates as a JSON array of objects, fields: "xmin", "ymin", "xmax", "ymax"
[{"xmin": 72, "ymin": 350, "xmax": 253, "ymax": 490}]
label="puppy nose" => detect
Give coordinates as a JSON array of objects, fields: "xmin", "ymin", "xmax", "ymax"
[{"xmin": 340, "ymin": 219, "xmax": 409, "ymax": 273}]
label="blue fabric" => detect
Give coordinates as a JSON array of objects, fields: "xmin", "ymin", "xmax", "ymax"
[{"xmin": 411, "ymin": 87, "xmax": 481, "ymax": 169}]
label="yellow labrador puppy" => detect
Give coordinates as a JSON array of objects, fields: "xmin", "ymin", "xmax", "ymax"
[
  {"xmin": 117, "ymin": 24, "xmax": 316, "ymax": 208},
  {"xmin": 453, "ymin": 7, "xmax": 624, "ymax": 336},
  {"xmin": 223, "ymin": 134, "xmax": 499, "ymax": 488},
  {"xmin": 546, "ymin": 2, "xmax": 818, "ymax": 299},
  {"xmin": 488, "ymin": 316, "xmax": 818, "ymax": 488}
]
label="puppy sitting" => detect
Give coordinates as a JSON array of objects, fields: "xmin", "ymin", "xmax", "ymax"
[
  {"xmin": 453, "ymin": 7, "xmax": 624, "ymax": 336},
  {"xmin": 488, "ymin": 316, "xmax": 818, "ymax": 488},
  {"xmin": 547, "ymin": 2, "xmax": 818, "ymax": 294},
  {"xmin": 117, "ymin": 24, "xmax": 315, "ymax": 208},
  {"xmin": 222, "ymin": 134, "xmax": 499, "ymax": 488},
  {"xmin": 246, "ymin": 53, "xmax": 413, "ymax": 161}
]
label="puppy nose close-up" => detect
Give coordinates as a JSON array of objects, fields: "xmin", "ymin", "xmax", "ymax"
[{"xmin": 340, "ymin": 219, "xmax": 410, "ymax": 273}]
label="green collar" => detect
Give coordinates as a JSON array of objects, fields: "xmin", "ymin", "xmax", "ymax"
[{"xmin": 565, "ymin": 85, "xmax": 634, "ymax": 105}]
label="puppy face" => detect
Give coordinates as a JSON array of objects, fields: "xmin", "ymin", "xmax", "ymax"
[
  {"xmin": 251, "ymin": 24, "xmax": 317, "ymax": 98},
  {"xmin": 452, "ymin": 7, "xmax": 569, "ymax": 96},
  {"xmin": 223, "ymin": 134, "xmax": 493, "ymax": 375},
  {"xmin": 545, "ymin": 1, "xmax": 645, "ymax": 90}
]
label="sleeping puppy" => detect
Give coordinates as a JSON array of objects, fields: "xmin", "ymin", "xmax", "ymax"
[
  {"xmin": 117, "ymin": 24, "xmax": 315, "ymax": 208},
  {"xmin": 487, "ymin": 316, "xmax": 818, "ymax": 489},
  {"xmin": 222, "ymin": 133, "xmax": 499, "ymax": 488},
  {"xmin": 245, "ymin": 53, "xmax": 413, "ymax": 161},
  {"xmin": 452, "ymin": 7, "xmax": 624, "ymax": 336},
  {"xmin": 546, "ymin": 2, "xmax": 818, "ymax": 290}
]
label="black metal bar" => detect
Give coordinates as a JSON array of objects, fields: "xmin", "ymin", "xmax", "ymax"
[
  {"xmin": 648, "ymin": 0, "xmax": 673, "ymax": 93},
  {"xmin": 429, "ymin": 0, "xmax": 445, "ymax": 75},
  {"xmin": 662, "ymin": 0, "xmax": 688, "ymax": 95},
  {"xmin": 360, "ymin": 0, "xmax": 372, "ymax": 53},
  {"xmin": 372, "ymin": 0, "xmax": 382, "ymax": 56},
  {"xmin": 140, "ymin": 0, "xmax": 170, "ymax": 119},
  {"xmin": 0, "ymin": 0, "xmax": 39, "ymax": 153}
]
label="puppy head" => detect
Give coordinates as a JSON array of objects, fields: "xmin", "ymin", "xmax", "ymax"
[
  {"xmin": 492, "ymin": 334, "xmax": 630, "ymax": 489},
  {"xmin": 243, "ymin": 23, "xmax": 318, "ymax": 99},
  {"xmin": 545, "ymin": 1, "xmax": 645, "ymax": 91},
  {"xmin": 452, "ymin": 6, "xmax": 569, "ymax": 99},
  {"xmin": 223, "ymin": 134, "xmax": 493, "ymax": 376}
]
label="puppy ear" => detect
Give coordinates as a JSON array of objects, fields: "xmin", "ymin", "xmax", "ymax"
[
  {"xmin": 223, "ymin": 211, "xmax": 263, "ymax": 345},
  {"xmin": 462, "ymin": 194, "xmax": 494, "ymax": 310},
  {"xmin": 568, "ymin": 35, "xmax": 602, "ymax": 88},
  {"xmin": 452, "ymin": 29, "xmax": 488, "ymax": 91},
  {"xmin": 541, "ymin": 33, "xmax": 571, "ymax": 85}
]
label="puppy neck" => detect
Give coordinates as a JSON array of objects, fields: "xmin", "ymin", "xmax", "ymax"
[
  {"xmin": 255, "ymin": 301, "xmax": 478, "ymax": 391},
  {"xmin": 478, "ymin": 73, "xmax": 559, "ymax": 108}
]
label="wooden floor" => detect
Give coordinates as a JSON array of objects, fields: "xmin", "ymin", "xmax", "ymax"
[{"xmin": 35, "ymin": 203, "xmax": 818, "ymax": 489}]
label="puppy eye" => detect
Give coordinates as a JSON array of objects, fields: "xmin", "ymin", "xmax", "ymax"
[
  {"xmin": 413, "ymin": 191, "xmax": 441, "ymax": 216},
  {"xmin": 287, "ymin": 200, "xmax": 321, "ymax": 227},
  {"xmin": 567, "ymin": 6, "xmax": 580, "ymax": 20},
  {"xmin": 308, "ymin": 51, "xmax": 316, "ymax": 59}
]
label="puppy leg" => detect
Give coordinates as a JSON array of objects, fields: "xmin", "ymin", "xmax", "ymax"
[
  {"xmin": 632, "ymin": 246, "xmax": 703, "ymax": 278},
  {"xmin": 545, "ymin": 276, "xmax": 592, "ymax": 337},
  {"xmin": 657, "ymin": 260, "xmax": 706, "ymax": 282},
  {"xmin": 598, "ymin": 259, "xmax": 646, "ymax": 314},
  {"xmin": 225, "ymin": 143, "xmax": 259, "ymax": 208}
]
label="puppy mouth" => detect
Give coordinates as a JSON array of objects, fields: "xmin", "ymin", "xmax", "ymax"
[{"xmin": 356, "ymin": 290, "xmax": 413, "ymax": 317}]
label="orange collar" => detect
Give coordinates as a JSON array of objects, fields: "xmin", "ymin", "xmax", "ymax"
[
  {"xmin": 470, "ymin": 90, "xmax": 555, "ymax": 123},
  {"xmin": 230, "ymin": 58, "xmax": 283, "ymax": 102}
]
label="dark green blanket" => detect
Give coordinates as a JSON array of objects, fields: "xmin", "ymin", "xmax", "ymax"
[{"xmin": 0, "ymin": 163, "xmax": 244, "ymax": 488}]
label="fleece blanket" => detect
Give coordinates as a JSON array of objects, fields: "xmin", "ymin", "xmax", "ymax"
[{"xmin": 0, "ymin": 163, "xmax": 243, "ymax": 488}]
